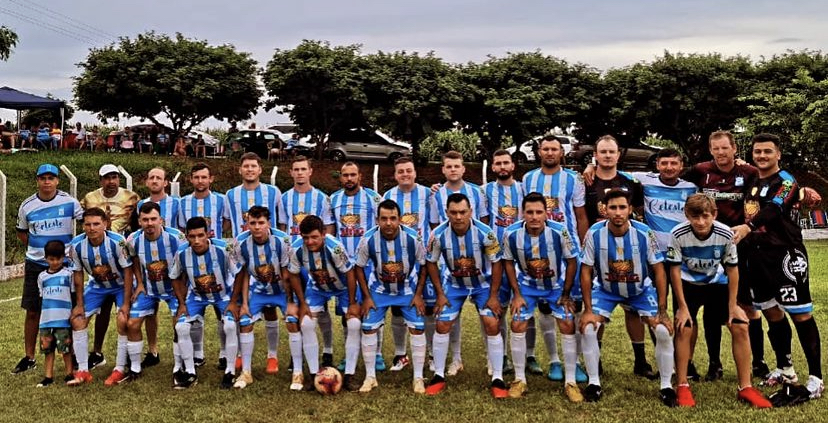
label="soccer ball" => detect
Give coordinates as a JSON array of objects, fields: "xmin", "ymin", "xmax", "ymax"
[{"xmin": 314, "ymin": 367, "xmax": 343, "ymax": 395}]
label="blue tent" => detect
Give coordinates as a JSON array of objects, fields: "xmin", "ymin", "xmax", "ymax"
[{"xmin": 0, "ymin": 86, "xmax": 64, "ymax": 109}]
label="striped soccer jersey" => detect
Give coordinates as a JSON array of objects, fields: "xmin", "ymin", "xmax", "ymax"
[
  {"xmin": 426, "ymin": 219, "xmax": 503, "ymax": 289},
  {"xmin": 169, "ymin": 238, "xmax": 239, "ymax": 302},
  {"xmin": 666, "ymin": 221, "xmax": 737, "ymax": 285},
  {"xmin": 383, "ymin": 184, "xmax": 433, "ymax": 242},
  {"xmin": 430, "ymin": 181, "xmax": 488, "ymax": 225},
  {"xmin": 137, "ymin": 195, "xmax": 180, "ymax": 229},
  {"xmin": 16, "ymin": 191, "xmax": 83, "ymax": 266},
  {"xmin": 235, "ymin": 228, "xmax": 292, "ymax": 295},
  {"xmin": 581, "ymin": 220, "xmax": 663, "ymax": 298},
  {"xmin": 330, "ymin": 187, "xmax": 381, "ymax": 257},
  {"xmin": 225, "ymin": 183, "xmax": 282, "ymax": 237},
  {"xmin": 521, "ymin": 167, "xmax": 585, "ymax": 245},
  {"xmin": 127, "ymin": 227, "xmax": 186, "ymax": 297},
  {"xmin": 278, "ymin": 187, "xmax": 333, "ymax": 244},
  {"xmin": 69, "ymin": 231, "xmax": 132, "ymax": 289},
  {"xmin": 288, "ymin": 235, "xmax": 353, "ymax": 293},
  {"xmin": 356, "ymin": 225, "xmax": 424, "ymax": 296},
  {"xmin": 179, "ymin": 191, "xmax": 229, "ymax": 238},
  {"xmin": 633, "ymin": 172, "xmax": 698, "ymax": 252},
  {"xmin": 483, "ymin": 180, "xmax": 525, "ymax": 242},
  {"xmin": 502, "ymin": 220, "xmax": 578, "ymax": 290},
  {"xmin": 37, "ymin": 267, "xmax": 74, "ymax": 329}
]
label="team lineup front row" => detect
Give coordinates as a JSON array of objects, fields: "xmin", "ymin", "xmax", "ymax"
[{"xmin": 23, "ymin": 132, "xmax": 822, "ymax": 409}]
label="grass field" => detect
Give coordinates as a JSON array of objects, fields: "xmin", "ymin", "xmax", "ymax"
[{"xmin": 0, "ymin": 243, "xmax": 826, "ymax": 422}]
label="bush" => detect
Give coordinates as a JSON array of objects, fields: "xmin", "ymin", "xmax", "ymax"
[{"xmin": 419, "ymin": 131, "xmax": 480, "ymax": 162}]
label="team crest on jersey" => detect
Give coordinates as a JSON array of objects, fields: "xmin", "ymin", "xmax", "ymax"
[
  {"xmin": 339, "ymin": 213, "xmax": 364, "ymax": 237},
  {"xmin": 310, "ymin": 269, "xmax": 335, "ymax": 287},
  {"xmin": 526, "ymin": 258, "xmax": 555, "ymax": 279},
  {"xmin": 194, "ymin": 274, "xmax": 221, "ymax": 294},
  {"xmin": 451, "ymin": 256, "xmax": 481, "ymax": 278},
  {"xmin": 496, "ymin": 206, "xmax": 518, "ymax": 227},
  {"xmin": 241, "ymin": 212, "xmax": 251, "ymax": 232},
  {"xmin": 666, "ymin": 246, "xmax": 678, "ymax": 262},
  {"xmin": 379, "ymin": 261, "xmax": 405, "ymax": 284},
  {"xmin": 744, "ymin": 200, "xmax": 760, "ymax": 221},
  {"xmin": 606, "ymin": 259, "xmax": 639, "ymax": 283},
  {"xmin": 146, "ymin": 260, "xmax": 168, "ymax": 282},
  {"xmin": 91, "ymin": 265, "xmax": 117, "ymax": 284},
  {"xmin": 485, "ymin": 233, "xmax": 501, "ymax": 255},
  {"xmin": 561, "ymin": 229, "xmax": 574, "ymax": 252},
  {"xmin": 255, "ymin": 264, "xmax": 278, "ymax": 284},
  {"xmin": 597, "ymin": 202, "xmax": 607, "ymax": 219},
  {"xmin": 401, "ymin": 213, "xmax": 419, "ymax": 228},
  {"xmin": 782, "ymin": 249, "xmax": 808, "ymax": 283}
]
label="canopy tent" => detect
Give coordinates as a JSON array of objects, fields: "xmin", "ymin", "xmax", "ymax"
[{"xmin": 0, "ymin": 86, "xmax": 66, "ymax": 145}]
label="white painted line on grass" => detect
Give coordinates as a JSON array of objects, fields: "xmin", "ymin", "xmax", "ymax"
[{"xmin": 0, "ymin": 296, "xmax": 21, "ymax": 304}]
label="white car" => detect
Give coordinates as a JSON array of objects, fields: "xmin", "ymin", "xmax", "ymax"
[
  {"xmin": 506, "ymin": 135, "xmax": 575, "ymax": 164},
  {"xmin": 187, "ymin": 130, "xmax": 220, "ymax": 148}
]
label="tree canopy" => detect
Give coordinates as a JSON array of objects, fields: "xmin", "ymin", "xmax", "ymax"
[{"xmin": 0, "ymin": 26, "xmax": 18, "ymax": 61}]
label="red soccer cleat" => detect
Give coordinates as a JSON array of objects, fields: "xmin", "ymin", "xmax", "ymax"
[
  {"xmin": 266, "ymin": 357, "xmax": 279, "ymax": 375},
  {"xmin": 677, "ymin": 384, "xmax": 696, "ymax": 407},
  {"xmin": 104, "ymin": 369, "xmax": 128, "ymax": 386},
  {"xmin": 66, "ymin": 370, "xmax": 93, "ymax": 386},
  {"xmin": 425, "ymin": 375, "xmax": 446, "ymax": 396},
  {"xmin": 738, "ymin": 386, "xmax": 773, "ymax": 408},
  {"xmin": 490, "ymin": 379, "xmax": 509, "ymax": 399}
]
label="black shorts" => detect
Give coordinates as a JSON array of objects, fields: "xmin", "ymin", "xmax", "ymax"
[
  {"xmin": 746, "ymin": 245, "xmax": 812, "ymax": 314},
  {"xmin": 672, "ymin": 281, "xmax": 729, "ymax": 326},
  {"xmin": 22, "ymin": 261, "xmax": 48, "ymax": 312}
]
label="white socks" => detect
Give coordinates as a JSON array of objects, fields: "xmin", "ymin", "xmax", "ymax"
[
  {"xmin": 73, "ymin": 329, "xmax": 89, "ymax": 371},
  {"xmin": 288, "ymin": 331, "xmax": 303, "ymax": 375},
  {"xmin": 127, "ymin": 340, "xmax": 143, "ymax": 373},
  {"xmin": 115, "ymin": 335, "xmax": 128, "ymax": 372},
  {"xmin": 318, "ymin": 310, "xmax": 333, "ymax": 354},
  {"xmin": 240, "ymin": 332, "xmax": 254, "ymax": 373},
  {"xmin": 582, "ymin": 323, "xmax": 601, "ymax": 386},
  {"xmin": 190, "ymin": 320, "xmax": 205, "ymax": 360},
  {"xmin": 450, "ymin": 318, "xmax": 462, "ymax": 363},
  {"xmin": 654, "ymin": 324, "xmax": 675, "ymax": 390},
  {"xmin": 300, "ymin": 316, "xmax": 319, "ymax": 374},
  {"xmin": 562, "ymin": 333, "xmax": 577, "ymax": 384},
  {"xmin": 223, "ymin": 318, "xmax": 238, "ymax": 375},
  {"xmin": 345, "ymin": 318, "xmax": 361, "ymax": 375},
  {"xmin": 425, "ymin": 315, "xmax": 436, "ymax": 356},
  {"xmin": 175, "ymin": 321, "xmax": 195, "ymax": 374},
  {"xmin": 511, "ymin": 331, "xmax": 527, "ymax": 382},
  {"xmin": 362, "ymin": 332, "xmax": 378, "ymax": 379},
  {"xmin": 487, "ymin": 334, "xmax": 504, "ymax": 381},
  {"xmin": 265, "ymin": 320, "xmax": 279, "ymax": 359},
  {"xmin": 172, "ymin": 341, "xmax": 182, "ymax": 373},
  {"xmin": 392, "ymin": 314, "xmax": 408, "ymax": 356},
  {"xmin": 411, "ymin": 333, "xmax": 426, "ymax": 379},
  {"xmin": 432, "ymin": 332, "xmax": 450, "ymax": 377},
  {"xmin": 539, "ymin": 313, "xmax": 560, "ymax": 363}
]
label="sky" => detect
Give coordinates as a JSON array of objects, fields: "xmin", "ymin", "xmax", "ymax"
[{"xmin": 1, "ymin": 0, "xmax": 827, "ymax": 128}]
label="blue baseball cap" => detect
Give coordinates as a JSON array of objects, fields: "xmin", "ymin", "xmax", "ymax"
[{"xmin": 36, "ymin": 164, "xmax": 59, "ymax": 177}]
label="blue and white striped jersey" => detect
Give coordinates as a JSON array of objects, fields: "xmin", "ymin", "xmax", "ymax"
[
  {"xmin": 330, "ymin": 187, "xmax": 381, "ymax": 257},
  {"xmin": 235, "ymin": 228, "xmax": 292, "ymax": 295},
  {"xmin": 483, "ymin": 180, "xmax": 525, "ymax": 242},
  {"xmin": 426, "ymin": 219, "xmax": 503, "ymax": 289},
  {"xmin": 430, "ymin": 182, "xmax": 489, "ymax": 225},
  {"xmin": 383, "ymin": 184, "xmax": 433, "ymax": 242},
  {"xmin": 634, "ymin": 172, "xmax": 698, "ymax": 252},
  {"xmin": 127, "ymin": 227, "xmax": 185, "ymax": 298},
  {"xmin": 179, "ymin": 191, "xmax": 230, "ymax": 238},
  {"xmin": 16, "ymin": 191, "xmax": 83, "ymax": 266},
  {"xmin": 522, "ymin": 168, "xmax": 585, "ymax": 243},
  {"xmin": 169, "ymin": 238, "xmax": 239, "ymax": 302},
  {"xmin": 502, "ymin": 220, "xmax": 578, "ymax": 290},
  {"xmin": 278, "ymin": 187, "xmax": 333, "ymax": 244},
  {"xmin": 37, "ymin": 267, "xmax": 74, "ymax": 329},
  {"xmin": 137, "ymin": 195, "xmax": 180, "ymax": 229},
  {"xmin": 581, "ymin": 220, "xmax": 663, "ymax": 298},
  {"xmin": 69, "ymin": 231, "xmax": 132, "ymax": 289},
  {"xmin": 356, "ymin": 225, "xmax": 424, "ymax": 296},
  {"xmin": 288, "ymin": 235, "xmax": 353, "ymax": 293},
  {"xmin": 225, "ymin": 183, "xmax": 282, "ymax": 237},
  {"xmin": 666, "ymin": 221, "xmax": 737, "ymax": 285}
]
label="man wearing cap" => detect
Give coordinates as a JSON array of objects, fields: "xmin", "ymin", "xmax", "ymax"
[{"xmin": 13, "ymin": 164, "xmax": 83, "ymax": 374}]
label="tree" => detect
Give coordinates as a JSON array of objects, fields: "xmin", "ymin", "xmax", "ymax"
[
  {"xmin": 0, "ymin": 26, "xmax": 18, "ymax": 61},
  {"xmin": 74, "ymin": 32, "xmax": 261, "ymax": 134},
  {"xmin": 263, "ymin": 40, "xmax": 367, "ymax": 157},
  {"xmin": 20, "ymin": 95, "xmax": 74, "ymax": 128}
]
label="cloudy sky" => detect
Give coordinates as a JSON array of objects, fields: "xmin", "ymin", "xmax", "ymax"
[{"xmin": 1, "ymin": 0, "xmax": 826, "ymax": 127}]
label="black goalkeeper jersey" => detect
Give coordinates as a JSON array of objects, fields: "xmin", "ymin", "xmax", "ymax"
[{"xmin": 743, "ymin": 169, "xmax": 804, "ymax": 247}]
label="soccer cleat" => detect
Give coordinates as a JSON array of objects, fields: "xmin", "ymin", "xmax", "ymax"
[
  {"xmin": 576, "ymin": 363, "xmax": 588, "ymax": 383},
  {"xmin": 266, "ymin": 357, "xmax": 279, "ymax": 374},
  {"xmin": 584, "ymin": 384, "xmax": 603, "ymax": 402},
  {"xmin": 141, "ymin": 352, "xmax": 160, "ymax": 368},
  {"xmin": 491, "ymin": 378, "xmax": 509, "ymax": 399},
  {"xmin": 359, "ymin": 376, "xmax": 378, "ymax": 393},
  {"xmin": 508, "ymin": 380, "xmax": 528, "ymax": 398},
  {"xmin": 215, "ymin": 357, "xmax": 226, "ymax": 370},
  {"xmin": 390, "ymin": 355, "xmax": 410, "ymax": 372},
  {"xmin": 761, "ymin": 367, "xmax": 798, "ymax": 387},
  {"xmin": 676, "ymin": 384, "xmax": 696, "ymax": 407},
  {"xmin": 66, "ymin": 370, "xmax": 93, "ymax": 386},
  {"xmin": 344, "ymin": 374, "xmax": 361, "ymax": 392},
  {"xmin": 321, "ymin": 353, "xmax": 334, "ymax": 368},
  {"xmin": 12, "ymin": 357, "xmax": 36, "ymax": 374},
  {"xmin": 235, "ymin": 356, "xmax": 242, "ymax": 372},
  {"xmin": 36, "ymin": 377, "xmax": 54, "ymax": 388},
  {"xmin": 233, "ymin": 371, "xmax": 254, "ymax": 389},
  {"xmin": 220, "ymin": 372, "xmax": 235, "ymax": 389},
  {"xmin": 547, "ymin": 362, "xmax": 563, "ymax": 382},
  {"xmin": 752, "ymin": 361, "xmax": 770, "ymax": 379},
  {"xmin": 88, "ymin": 352, "xmax": 106, "ymax": 370},
  {"xmin": 564, "ymin": 382, "xmax": 584, "ymax": 403},
  {"xmin": 413, "ymin": 377, "xmax": 426, "ymax": 394},
  {"xmin": 425, "ymin": 375, "xmax": 446, "ymax": 395},
  {"xmin": 738, "ymin": 386, "xmax": 772, "ymax": 408},
  {"xmin": 806, "ymin": 375, "xmax": 824, "ymax": 399},
  {"xmin": 634, "ymin": 361, "xmax": 658, "ymax": 380},
  {"xmin": 172, "ymin": 370, "xmax": 184, "ymax": 388},
  {"xmin": 126, "ymin": 370, "xmax": 142, "ymax": 382},
  {"xmin": 705, "ymin": 361, "xmax": 724, "ymax": 382},
  {"xmin": 447, "ymin": 360, "xmax": 464, "ymax": 376},
  {"xmin": 503, "ymin": 355, "xmax": 514, "ymax": 375},
  {"xmin": 175, "ymin": 372, "xmax": 198, "ymax": 389},
  {"xmin": 63, "ymin": 374, "xmax": 75, "ymax": 383},
  {"xmin": 375, "ymin": 355, "xmax": 386, "ymax": 372},
  {"xmin": 337, "ymin": 359, "xmax": 346, "ymax": 373},
  {"xmin": 104, "ymin": 369, "xmax": 129, "ymax": 386},
  {"xmin": 526, "ymin": 356, "xmax": 543, "ymax": 375},
  {"xmin": 687, "ymin": 361, "xmax": 700, "ymax": 382},
  {"xmin": 289, "ymin": 373, "xmax": 304, "ymax": 391},
  {"xmin": 660, "ymin": 387, "xmax": 678, "ymax": 407},
  {"xmin": 769, "ymin": 382, "xmax": 811, "ymax": 407}
]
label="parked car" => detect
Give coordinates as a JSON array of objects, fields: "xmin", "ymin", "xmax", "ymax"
[
  {"xmin": 325, "ymin": 128, "xmax": 412, "ymax": 162},
  {"xmin": 266, "ymin": 127, "xmax": 316, "ymax": 155},
  {"xmin": 506, "ymin": 135, "xmax": 575, "ymax": 165},
  {"xmin": 566, "ymin": 137, "xmax": 661, "ymax": 169}
]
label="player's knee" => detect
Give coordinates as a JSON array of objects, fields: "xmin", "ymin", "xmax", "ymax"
[
  {"xmin": 300, "ymin": 315, "xmax": 316, "ymax": 332},
  {"xmin": 362, "ymin": 328, "xmax": 378, "ymax": 335},
  {"xmin": 654, "ymin": 323, "xmax": 671, "ymax": 341},
  {"xmin": 583, "ymin": 322, "xmax": 599, "ymax": 337},
  {"xmin": 435, "ymin": 320, "xmax": 452, "ymax": 334},
  {"xmin": 762, "ymin": 306, "xmax": 785, "ymax": 321},
  {"xmin": 127, "ymin": 318, "xmax": 143, "ymax": 334},
  {"xmin": 791, "ymin": 312, "xmax": 813, "ymax": 323},
  {"xmin": 409, "ymin": 328, "xmax": 424, "ymax": 336},
  {"xmin": 346, "ymin": 317, "xmax": 361, "ymax": 332},
  {"xmin": 71, "ymin": 315, "xmax": 87, "ymax": 330},
  {"xmin": 222, "ymin": 319, "xmax": 237, "ymax": 337},
  {"xmin": 729, "ymin": 321, "xmax": 748, "ymax": 338},
  {"xmin": 482, "ymin": 317, "xmax": 500, "ymax": 336},
  {"xmin": 511, "ymin": 320, "xmax": 528, "ymax": 334},
  {"xmin": 240, "ymin": 324, "xmax": 254, "ymax": 334},
  {"xmin": 557, "ymin": 319, "xmax": 575, "ymax": 335}
]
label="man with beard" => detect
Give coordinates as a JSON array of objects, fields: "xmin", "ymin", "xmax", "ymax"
[{"xmin": 226, "ymin": 153, "xmax": 281, "ymax": 237}]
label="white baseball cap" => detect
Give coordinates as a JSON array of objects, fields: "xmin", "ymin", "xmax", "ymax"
[{"xmin": 99, "ymin": 164, "xmax": 120, "ymax": 177}]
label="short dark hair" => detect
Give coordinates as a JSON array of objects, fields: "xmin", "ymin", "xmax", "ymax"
[
  {"xmin": 540, "ymin": 135, "xmax": 562, "ymax": 148},
  {"xmin": 394, "ymin": 157, "xmax": 414, "ymax": 167},
  {"xmin": 139, "ymin": 201, "xmax": 161, "ymax": 216},
  {"xmin": 240, "ymin": 152, "xmax": 262, "ymax": 165},
  {"xmin": 82, "ymin": 207, "xmax": 108, "ymax": 222},
  {"xmin": 191, "ymin": 162, "xmax": 211, "ymax": 175},
  {"xmin": 596, "ymin": 135, "xmax": 619, "ymax": 148},
  {"xmin": 186, "ymin": 216, "xmax": 208, "ymax": 233},
  {"xmin": 378, "ymin": 199, "xmax": 401, "ymax": 216},
  {"xmin": 44, "ymin": 240, "xmax": 65, "ymax": 259},
  {"xmin": 246, "ymin": 205, "xmax": 270, "ymax": 221},
  {"xmin": 752, "ymin": 133, "xmax": 781, "ymax": 148},
  {"xmin": 292, "ymin": 155, "xmax": 311, "ymax": 168},
  {"xmin": 601, "ymin": 188, "xmax": 631, "ymax": 205},
  {"xmin": 492, "ymin": 149, "xmax": 511, "ymax": 159},
  {"xmin": 656, "ymin": 148, "xmax": 682, "ymax": 161},
  {"xmin": 446, "ymin": 193, "xmax": 470, "ymax": 209},
  {"xmin": 442, "ymin": 151, "xmax": 463, "ymax": 163},
  {"xmin": 299, "ymin": 215, "xmax": 324, "ymax": 235},
  {"xmin": 522, "ymin": 192, "xmax": 546, "ymax": 210}
]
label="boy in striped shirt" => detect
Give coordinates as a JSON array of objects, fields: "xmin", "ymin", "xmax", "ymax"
[{"xmin": 36, "ymin": 240, "xmax": 75, "ymax": 387}]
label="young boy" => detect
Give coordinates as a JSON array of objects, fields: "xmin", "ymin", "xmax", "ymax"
[
  {"xmin": 36, "ymin": 240, "xmax": 75, "ymax": 387},
  {"xmin": 666, "ymin": 194, "xmax": 771, "ymax": 407}
]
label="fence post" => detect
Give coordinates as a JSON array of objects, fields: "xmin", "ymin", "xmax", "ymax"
[
  {"xmin": 482, "ymin": 159, "xmax": 488, "ymax": 185},
  {"xmin": 373, "ymin": 164, "xmax": 379, "ymax": 192},
  {"xmin": 171, "ymin": 172, "xmax": 181, "ymax": 198},
  {"xmin": 0, "ymin": 170, "xmax": 6, "ymax": 268},
  {"xmin": 117, "ymin": 165, "xmax": 132, "ymax": 191},
  {"xmin": 270, "ymin": 166, "xmax": 278, "ymax": 186},
  {"xmin": 59, "ymin": 165, "xmax": 78, "ymax": 236}
]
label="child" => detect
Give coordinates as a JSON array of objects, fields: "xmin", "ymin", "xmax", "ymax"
[{"xmin": 36, "ymin": 240, "xmax": 75, "ymax": 387}]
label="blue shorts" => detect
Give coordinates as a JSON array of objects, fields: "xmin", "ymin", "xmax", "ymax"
[
  {"xmin": 239, "ymin": 292, "xmax": 298, "ymax": 326},
  {"xmin": 590, "ymin": 284, "xmax": 658, "ymax": 320},
  {"xmin": 178, "ymin": 296, "xmax": 234, "ymax": 324},
  {"xmin": 129, "ymin": 292, "xmax": 178, "ymax": 319},
  {"xmin": 570, "ymin": 264, "xmax": 583, "ymax": 300},
  {"xmin": 83, "ymin": 285, "xmax": 124, "ymax": 317},
  {"xmin": 362, "ymin": 291, "xmax": 424, "ymax": 331},
  {"xmin": 513, "ymin": 284, "xmax": 572, "ymax": 321},
  {"xmin": 422, "ymin": 279, "xmax": 438, "ymax": 305},
  {"xmin": 307, "ymin": 288, "xmax": 352, "ymax": 315},
  {"xmin": 437, "ymin": 285, "xmax": 496, "ymax": 322}
]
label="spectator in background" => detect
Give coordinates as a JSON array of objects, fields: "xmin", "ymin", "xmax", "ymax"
[
  {"xmin": 74, "ymin": 122, "xmax": 88, "ymax": 151},
  {"xmin": 138, "ymin": 132, "xmax": 153, "ymax": 154},
  {"xmin": 18, "ymin": 125, "xmax": 32, "ymax": 148},
  {"xmin": 119, "ymin": 127, "xmax": 135, "ymax": 153},
  {"xmin": 36, "ymin": 124, "xmax": 51, "ymax": 150},
  {"xmin": 193, "ymin": 133, "xmax": 206, "ymax": 158},
  {"xmin": 49, "ymin": 122, "xmax": 62, "ymax": 150},
  {"xmin": 173, "ymin": 136, "xmax": 188, "ymax": 157},
  {"xmin": 156, "ymin": 129, "xmax": 169, "ymax": 155}
]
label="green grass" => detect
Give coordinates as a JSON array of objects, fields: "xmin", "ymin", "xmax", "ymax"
[{"xmin": 0, "ymin": 242, "xmax": 827, "ymax": 422}]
